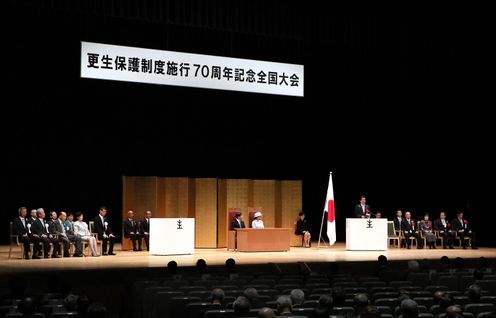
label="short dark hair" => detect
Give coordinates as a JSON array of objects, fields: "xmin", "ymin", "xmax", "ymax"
[
  {"xmin": 457, "ymin": 211, "xmax": 464, "ymax": 215},
  {"xmin": 99, "ymin": 206, "xmax": 107, "ymax": 211},
  {"xmin": 74, "ymin": 212, "xmax": 83, "ymax": 218},
  {"xmin": 360, "ymin": 195, "xmax": 366, "ymax": 200},
  {"xmin": 298, "ymin": 211, "xmax": 305, "ymax": 216},
  {"xmin": 233, "ymin": 296, "xmax": 250, "ymax": 315},
  {"xmin": 235, "ymin": 212, "xmax": 242, "ymax": 218},
  {"xmin": 361, "ymin": 305, "xmax": 381, "ymax": 318}
]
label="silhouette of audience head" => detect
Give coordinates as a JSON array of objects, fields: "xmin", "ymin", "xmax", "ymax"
[
  {"xmin": 233, "ymin": 296, "xmax": 251, "ymax": 316},
  {"xmin": 211, "ymin": 288, "xmax": 225, "ymax": 304},
  {"xmin": 226, "ymin": 258, "xmax": 236, "ymax": 272},
  {"xmin": 196, "ymin": 259, "xmax": 208, "ymax": 272},
  {"xmin": 258, "ymin": 307, "xmax": 275, "ymax": 318},
  {"xmin": 290, "ymin": 289, "xmax": 305, "ymax": 306},
  {"xmin": 353, "ymin": 293, "xmax": 370, "ymax": 314},
  {"xmin": 400, "ymin": 299, "xmax": 419, "ymax": 318},
  {"xmin": 276, "ymin": 295, "xmax": 292, "ymax": 315},
  {"xmin": 378, "ymin": 255, "xmax": 388, "ymax": 266},
  {"xmin": 466, "ymin": 284, "xmax": 482, "ymax": 303},
  {"xmin": 361, "ymin": 305, "xmax": 381, "ymax": 318},
  {"xmin": 167, "ymin": 260, "xmax": 178, "ymax": 274}
]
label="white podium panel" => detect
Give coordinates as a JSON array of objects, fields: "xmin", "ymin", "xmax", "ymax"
[
  {"xmin": 346, "ymin": 218, "xmax": 387, "ymax": 251},
  {"xmin": 149, "ymin": 218, "xmax": 195, "ymax": 255}
]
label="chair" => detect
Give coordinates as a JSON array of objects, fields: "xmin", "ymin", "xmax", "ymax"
[
  {"xmin": 88, "ymin": 221, "xmax": 103, "ymax": 255},
  {"xmin": 453, "ymin": 231, "xmax": 472, "ymax": 247},
  {"xmin": 388, "ymin": 221, "xmax": 400, "ymax": 248},
  {"xmin": 433, "ymin": 230, "xmax": 444, "ymax": 247},
  {"xmin": 400, "ymin": 230, "xmax": 417, "ymax": 248},
  {"xmin": 464, "ymin": 304, "xmax": 495, "ymax": 317},
  {"xmin": 186, "ymin": 303, "xmax": 221, "ymax": 318},
  {"xmin": 8, "ymin": 222, "xmax": 23, "ymax": 259}
]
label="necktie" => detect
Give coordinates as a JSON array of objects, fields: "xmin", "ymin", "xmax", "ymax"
[
  {"xmin": 21, "ymin": 218, "xmax": 25, "ymax": 228},
  {"xmin": 61, "ymin": 220, "xmax": 66, "ymax": 234}
]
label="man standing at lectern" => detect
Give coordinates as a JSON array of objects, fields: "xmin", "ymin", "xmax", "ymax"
[{"xmin": 354, "ymin": 196, "xmax": 371, "ymax": 218}]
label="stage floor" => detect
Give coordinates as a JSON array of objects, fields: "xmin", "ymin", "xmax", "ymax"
[{"xmin": 1, "ymin": 243, "xmax": 495, "ymax": 274}]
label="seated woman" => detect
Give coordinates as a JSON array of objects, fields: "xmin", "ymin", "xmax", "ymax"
[
  {"xmin": 251, "ymin": 212, "xmax": 264, "ymax": 229},
  {"xmin": 73, "ymin": 212, "xmax": 100, "ymax": 256},
  {"xmin": 296, "ymin": 211, "xmax": 311, "ymax": 247},
  {"xmin": 419, "ymin": 212, "xmax": 436, "ymax": 249}
]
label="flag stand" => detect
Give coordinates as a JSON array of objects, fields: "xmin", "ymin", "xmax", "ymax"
[{"xmin": 317, "ymin": 210, "xmax": 329, "ymax": 248}]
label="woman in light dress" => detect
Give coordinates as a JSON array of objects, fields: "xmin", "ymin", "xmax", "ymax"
[
  {"xmin": 251, "ymin": 212, "xmax": 264, "ymax": 229},
  {"xmin": 73, "ymin": 212, "xmax": 100, "ymax": 256}
]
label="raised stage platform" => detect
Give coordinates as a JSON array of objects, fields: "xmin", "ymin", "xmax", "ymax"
[{"xmin": 1, "ymin": 243, "xmax": 495, "ymax": 274}]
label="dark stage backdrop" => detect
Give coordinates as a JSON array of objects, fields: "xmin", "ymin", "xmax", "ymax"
[{"xmin": 3, "ymin": 1, "xmax": 492, "ymax": 246}]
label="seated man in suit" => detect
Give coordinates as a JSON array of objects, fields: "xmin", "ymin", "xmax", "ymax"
[
  {"xmin": 48, "ymin": 211, "xmax": 70, "ymax": 257},
  {"xmin": 354, "ymin": 196, "xmax": 371, "ymax": 218},
  {"xmin": 31, "ymin": 208, "xmax": 61, "ymax": 258},
  {"xmin": 12, "ymin": 207, "xmax": 32, "ymax": 259},
  {"xmin": 231, "ymin": 212, "xmax": 246, "ymax": 230},
  {"xmin": 140, "ymin": 210, "xmax": 152, "ymax": 251},
  {"xmin": 123, "ymin": 210, "xmax": 142, "ymax": 251},
  {"xmin": 452, "ymin": 211, "xmax": 478, "ymax": 249},
  {"xmin": 433, "ymin": 211, "xmax": 454, "ymax": 249},
  {"xmin": 401, "ymin": 211, "xmax": 423, "ymax": 249},
  {"xmin": 93, "ymin": 206, "xmax": 116, "ymax": 255},
  {"xmin": 56, "ymin": 211, "xmax": 83, "ymax": 257},
  {"xmin": 28, "ymin": 209, "xmax": 37, "ymax": 225},
  {"xmin": 393, "ymin": 210, "xmax": 403, "ymax": 232}
]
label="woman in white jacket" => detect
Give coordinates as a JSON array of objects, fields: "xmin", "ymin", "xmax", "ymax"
[{"xmin": 73, "ymin": 212, "xmax": 100, "ymax": 257}]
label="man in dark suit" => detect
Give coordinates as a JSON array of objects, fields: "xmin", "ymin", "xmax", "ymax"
[
  {"xmin": 140, "ymin": 210, "xmax": 152, "ymax": 251},
  {"xmin": 93, "ymin": 206, "xmax": 116, "ymax": 255},
  {"xmin": 231, "ymin": 212, "xmax": 246, "ymax": 230},
  {"xmin": 54, "ymin": 211, "xmax": 83, "ymax": 257},
  {"xmin": 27, "ymin": 209, "xmax": 37, "ymax": 225},
  {"xmin": 123, "ymin": 210, "xmax": 142, "ymax": 251},
  {"xmin": 354, "ymin": 196, "xmax": 371, "ymax": 218},
  {"xmin": 31, "ymin": 208, "xmax": 61, "ymax": 258},
  {"xmin": 401, "ymin": 211, "xmax": 423, "ymax": 249},
  {"xmin": 452, "ymin": 211, "xmax": 478, "ymax": 249},
  {"xmin": 12, "ymin": 207, "xmax": 32, "ymax": 259},
  {"xmin": 393, "ymin": 210, "xmax": 403, "ymax": 232},
  {"xmin": 433, "ymin": 211, "xmax": 454, "ymax": 249}
]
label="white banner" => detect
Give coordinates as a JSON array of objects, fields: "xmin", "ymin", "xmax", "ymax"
[{"xmin": 81, "ymin": 42, "xmax": 304, "ymax": 97}]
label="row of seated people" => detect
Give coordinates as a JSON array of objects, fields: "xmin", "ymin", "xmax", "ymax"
[
  {"xmin": 391, "ymin": 211, "xmax": 477, "ymax": 250},
  {"xmin": 135, "ymin": 283, "xmax": 495, "ymax": 318},
  {"xmin": 11, "ymin": 206, "xmax": 120, "ymax": 259}
]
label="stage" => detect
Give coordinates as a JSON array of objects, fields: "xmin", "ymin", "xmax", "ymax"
[{"xmin": 1, "ymin": 243, "xmax": 495, "ymax": 274}]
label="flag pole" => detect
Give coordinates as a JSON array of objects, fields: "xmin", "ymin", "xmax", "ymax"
[
  {"xmin": 317, "ymin": 208, "xmax": 328, "ymax": 248},
  {"xmin": 318, "ymin": 171, "xmax": 332, "ymax": 248}
]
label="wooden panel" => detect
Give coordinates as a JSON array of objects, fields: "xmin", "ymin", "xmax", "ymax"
[
  {"xmin": 156, "ymin": 177, "xmax": 166, "ymax": 217},
  {"xmin": 194, "ymin": 178, "xmax": 217, "ymax": 248},
  {"xmin": 275, "ymin": 181, "xmax": 282, "ymax": 228},
  {"xmin": 217, "ymin": 179, "xmax": 227, "ymax": 247},
  {"xmin": 217, "ymin": 179, "xmax": 249, "ymax": 247},
  {"xmin": 235, "ymin": 228, "xmax": 292, "ymax": 252},
  {"xmin": 164, "ymin": 177, "xmax": 190, "ymax": 218},
  {"xmin": 252, "ymin": 180, "xmax": 276, "ymax": 228},
  {"xmin": 280, "ymin": 181, "xmax": 303, "ymax": 246},
  {"xmin": 122, "ymin": 176, "xmax": 158, "ymax": 250}
]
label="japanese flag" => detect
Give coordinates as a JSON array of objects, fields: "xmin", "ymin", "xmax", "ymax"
[{"xmin": 324, "ymin": 172, "xmax": 336, "ymax": 245}]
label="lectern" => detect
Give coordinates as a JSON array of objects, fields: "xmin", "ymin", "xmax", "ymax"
[
  {"xmin": 346, "ymin": 218, "xmax": 387, "ymax": 251},
  {"xmin": 149, "ymin": 218, "xmax": 195, "ymax": 255}
]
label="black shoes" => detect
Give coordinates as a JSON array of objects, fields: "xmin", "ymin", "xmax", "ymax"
[{"xmin": 108, "ymin": 252, "xmax": 116, "ymax": 255}]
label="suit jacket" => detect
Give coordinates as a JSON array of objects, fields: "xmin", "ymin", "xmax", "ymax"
[
  {"xmin": 354, "ymin": 204, "xmax": 371, "ymax": 218},
  {"xmin": 123, "ymin": 219, "xmax": 139, "ymax": 236},
  {"xmin": 296, "ymin": 219, "xmax": 310, "ymax": 235},
  {"xmin": 433, "ymin": 219, "xmax": 451, "ymax": 232},
  {"xmin": 31, "ymin": 218, "xmax": 49, "ymax": 236},
  {"xmin": 230, "ymin": 219, "xmax": 246, "ymax": 230},
  {"xmin": 13, "ymin": 217, "xmax": 29, "ymax": 236},
  {"xmin": 393, "ymin": 217, "xmax": 403, "ymax": 232},
  {"xmin": 401, "ymin": 218, "xmax": 417, "ymax": 233},
  {"xmin": 93, "ymin": 215, "xmax": 113, "ymax": 239},
  {"xmin": 64, "ymin": 220, "xmax": 76, "ymax": 236},
  {"xmin": 27, "ymin": 217, "xmax": 37, "ymax": 225},
  {"xmin": 48, "ymin": 219, "xmax": 59, "ymax": 234},
  {"xmin": 452, "ymin": 218, "xmax": 471, "ymax": 232},
  {"xmin": 52, "ymin": 219, "xmax": 70, "ymax": 237},
  {"xmin": 141, "ymin": 218, "xmax": 151, "ymax": 234}
]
